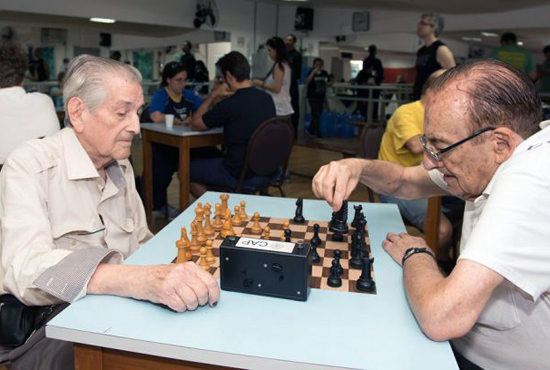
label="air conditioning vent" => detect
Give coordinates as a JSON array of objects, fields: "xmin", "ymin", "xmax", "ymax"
[{"xmin": 40, "ymin": 28, "xmax": 67, "ymax": 44}]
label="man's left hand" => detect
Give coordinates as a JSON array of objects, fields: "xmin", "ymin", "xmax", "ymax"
[{"xmin": 382, "ymin": 232, "xmax": 432, "ymax": 266}]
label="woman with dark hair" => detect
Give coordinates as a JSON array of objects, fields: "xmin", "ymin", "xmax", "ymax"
[
  {"xmin": 147, "ymin": 62, "xmax": 203, "ymax": 219},
  {"xmin": 306, "ymin": 57, "xmax": 330, "ymax": 137},
  {"xmin": 148, "ymin": 61, "xmax": 202, "ymax": 124},
  {"xmin": 252, "ymin": 36, "xmax": 294, "ymax": 117}
]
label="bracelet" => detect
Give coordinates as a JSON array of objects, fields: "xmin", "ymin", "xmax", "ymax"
[{"xmin": 401, "ymin": 247, "xmax": 435, "ymax": 267}]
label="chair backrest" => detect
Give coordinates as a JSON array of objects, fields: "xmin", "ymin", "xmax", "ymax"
[
  {"xmin": 240, "ymin": 117, "xmax": 295, "ymax": 179},
  {"xmin": 358, "ymin": 124, "xmax": 386, "ymax": 160},
  {"xmin": 140, "ymin": 103, "xmax": 151, "ymax": 123}
]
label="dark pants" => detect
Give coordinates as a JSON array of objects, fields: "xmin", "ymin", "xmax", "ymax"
[
  {"xmin": 308, "ymin": 98, "xmax": 324, "ymax": 137},
  {"xmin": 189, "ymin": 157, "xmax": 238, "ymax": 189},
  {"xmin": 290, "ymin": 82, "xmax": 300, "ymax": 138},
  {"xmin": 451, "ymin": 343, "xmax": 485, "ymax": 370}
]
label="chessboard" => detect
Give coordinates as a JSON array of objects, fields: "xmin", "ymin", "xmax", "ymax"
[{"xmin": 174, "ymin": 199, "xmax": 377, "ymax": 295}]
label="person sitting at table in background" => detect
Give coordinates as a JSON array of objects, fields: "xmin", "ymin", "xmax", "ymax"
[
  {"xmin": 305, "ymin": 57, "xmax": 330, "ymax": 137},
  {"xmin": 189, "ymin": 51, "xmax": 276, "ymax": 196},
  {"xmin": 378, "ymin": 69, "xmax": 464, "ymax": 270},
  {"xmin": 0, "ymin": 41, "xmax": 59, "ymax": 166},
  {"xmin": 146, "ymin": 61, "xmax": 203, "ymax": 219},
  {"xmin": 0, "ymin": 55, "xmax": 220, "ymax": 369},
  {"xmin": 252, "ymin": 36, "xmax": 294, "ymax": 118},
  {"xmin": 312, "ymin": 59, "xmax": 549, "ymax": 370}
]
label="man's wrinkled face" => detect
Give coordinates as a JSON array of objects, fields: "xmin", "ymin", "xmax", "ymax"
[{"xmin": 422, "ymin": 86, "xmax": 497, "ymax": 200}]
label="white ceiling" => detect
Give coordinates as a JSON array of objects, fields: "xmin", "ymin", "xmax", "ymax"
[{"xmin": 275, "ymin": 0, "xmax": 550, "ymax": 14}]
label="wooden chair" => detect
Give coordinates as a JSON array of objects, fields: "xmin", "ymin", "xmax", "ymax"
[
  {"xmin": 210, "ymin": 116, "xmax": 295, "ymax": 196},
  {"xmin": 358, "ymin": 124, "xmax": 386, "ymax": 202}
]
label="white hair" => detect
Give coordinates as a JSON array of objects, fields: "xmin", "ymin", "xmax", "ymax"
[
  {"xmin": 63, "ymin": 54, "xmax": 142, "ymax": 127},
  {"xmin": 421, "ymin": 12, "xmax": 445, "ymax": 37}
]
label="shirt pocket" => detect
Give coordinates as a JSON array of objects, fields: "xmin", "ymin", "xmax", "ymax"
[
  {"xmin": 476, "ymin": 282, "xmax": 521, "ymax": 330},
  {"xmin": 52, "ymin": 219, "xmax": 106, "ymax": 251}
]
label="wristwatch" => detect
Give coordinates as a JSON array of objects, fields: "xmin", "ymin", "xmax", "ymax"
[{"xmin": 401, "ymin": 247, "xmax": 435, "ymax": 266}]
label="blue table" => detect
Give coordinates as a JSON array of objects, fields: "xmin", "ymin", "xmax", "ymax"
[{"xmin": 47, "ymin": 192, "xmax": 458, "ymax": 370}]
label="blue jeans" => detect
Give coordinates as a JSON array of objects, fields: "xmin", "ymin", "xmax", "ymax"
[{"xmin": 189, "ymin": 157, "xmax": 239, "ymax": 189}]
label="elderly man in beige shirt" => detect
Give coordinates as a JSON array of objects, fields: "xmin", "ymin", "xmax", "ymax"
[{"xmin": 0, "ymin": 55, "xmax": 219, "ymax": 369}]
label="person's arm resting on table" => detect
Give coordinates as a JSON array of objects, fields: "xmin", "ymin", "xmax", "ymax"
[{"xmin": 190, "ymin": 83, "xmax": 231, "ymax": 131}]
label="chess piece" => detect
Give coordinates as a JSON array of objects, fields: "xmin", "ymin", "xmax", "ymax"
[
  {"xmin": 232, "ymin": 206, "xmax": 242, "ymax": 226},
  {"xmin": 327, "ymin": 259, "xmax": 342, "ymax": 287},
  {"xmin": 329, "ymin": 200, "xmax": 349, "ymax": 234},
  {"xmin": 175, "ymin": 231, "xmax": 188, "ymax": 264},
  {"xmin": 333, "ymin": 249, "xmax": 343, "ymax": 276},
  {"xmin": 283, "ymin": 220, "xmax": 290, "ymax": 230},
  {"xmin": 221, "ymin": 209, "xmax": 235, "ymax": 237},
  {"xmin": 180, "ymin": 226, "xmax": 193, "ymax": 261},
  {"xmin": 310, "ymin": 238, "xmax": 320, "ymax": 264},
  {"xmin": 356, "ymin": 257, "xmax": 376, "ymax": 292},
  {"xmin": 280, "ymin": 233, "xmax": 286, "ymax": 241},
  {"xmin": 332, "ymin": 230, "xmax": 343, "ymax": 242},
  {"xmin": 263, "ymin": 226, "xmax": 271, "ymax": 239},
  {"xmin": 213, "ymin": 203, "xmax": 223, "ymax": 231},
  {"xmin": 293, "ymin": 198, "xmax": 306, "ymax": 223},
  {"xmin": 351, "ymin": 204, "xmax": 363, "ymax": 229},
  {"xmin": 284, "ymin": 229, "xmax": 292, "ymax": 242},
  {"xmin": 204, "ymin": 203, "xmax": 215, "ymax": 238},
  {"xmin": 198, "ymin": 247, "xmax": 209, "ymax": 271},
  {"xmin": 220, "ymin": 194, "xmax": 229, "ymax": 220},
  {"xmin": 239, "ymin": 201, "xmax": 248, "ymax": 221},
  {"xmin": 349, "ymin": 233, "xmax": 364, "ymax": 269},
  {"xmin": 251, "ymin": 212, "xmax": 262, "ymax": 234},
  {"xmin": 311, "ymin": 224, "xmax": 322, "ymax": 246},
  {"xmin": 206, "ymin": 240, "xmax": 215, "ymax": 264},
  {"xmin": 190, "ymin": 221, "xmax": 200, "ymax": 252},
  {"xmin": 196, "ymin": 206, "xmax": 207, "ymax": 246}
]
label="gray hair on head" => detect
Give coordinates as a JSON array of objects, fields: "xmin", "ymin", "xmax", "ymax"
[
  {"xmin": 63, "ymin": 54, "xmax": 142, "ymax": 127},
  {"xmin": 421, "ymin": 12, "xmax": 445, "ymax": 37}
]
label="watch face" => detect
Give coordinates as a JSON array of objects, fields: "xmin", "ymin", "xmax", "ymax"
[{"xmin": 352, "ymin": 11, "xmax": 370, "ymax": 32}]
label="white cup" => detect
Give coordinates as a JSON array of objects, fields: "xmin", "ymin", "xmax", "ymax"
[{"xmin": 165, "ymin": 114, "xmax": 174, "ymax": 129}]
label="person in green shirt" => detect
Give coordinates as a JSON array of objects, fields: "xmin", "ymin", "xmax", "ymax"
[
  {"xmin": 539, "ymin": 45, "xmax": 550, "ymax": 94},
  {"xmin": 489, "ymin": 32, "xmax": 536, "ymax": 81}
]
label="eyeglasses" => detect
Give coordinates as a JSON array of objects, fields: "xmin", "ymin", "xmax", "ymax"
[{"xmin": 420, "ymin": 126, "xmax": 496, "ymax": 162}]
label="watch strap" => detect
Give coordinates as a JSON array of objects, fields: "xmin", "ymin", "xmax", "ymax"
[{"xmin": 401, "ymin": 247, "xmax": 435, "ymax": 266}]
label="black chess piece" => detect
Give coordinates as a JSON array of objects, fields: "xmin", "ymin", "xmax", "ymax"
[
  {"xmin": 327, "ymin": 259, "xmax": 342, "ymax": 287},
  {"xmin": 333, "ymin": 249, "xmax": 343, "ymax": 276},
  {"xmin": 284, "ymin": 229, "xmax": 292, "ymax": 242},
  {"xmin": 349, "ymin": 233, "xmax": 364, "ymax": 269},
  {"xmin": 329, "ymin": 200, "xmax": 349, "ymax": 234},
  {"xmin": 356, "ymin": 217, "xmax": 367, "ymax": 235},
  {"xmin": 310, "ymin": 239, "xmax": 321, "ymax": 264},
  {"xmin": 293, "ymin": 197, "xmax": 306, "ymax": 224},
  {"xmin": 311, "ymin": 224, "xmax": 322, "ymax": 246},
  {"xmin": 356, "ymin": 257, "xmax": 375, "ymax": 292},
  {"xmin": 351, "ymin": 204, "xmax": 363, "ymax": 229},
  {"xmin": 331, "ymin": 230, "xmax": 343, "ymax": 242}
]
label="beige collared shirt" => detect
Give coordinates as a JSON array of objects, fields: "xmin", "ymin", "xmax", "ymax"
[{"xmin": 0, "ymin": 128, "xmax": 152, "ymax": 306}]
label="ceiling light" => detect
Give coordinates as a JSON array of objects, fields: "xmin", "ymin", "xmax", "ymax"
[
  {"xmin": 481, "ymin": 32, "xmax": 499, "ymax": 37},
  {"xmin": 518, "ymin": 41, "xmax": 524, "ymax": 46},
  {"xmin": 462, "ymin": 37, "xmax": 482, "ymax": 42},
  {"xmin": 90, "ymin": 17, "xmax": 116, "ymax": 24}
]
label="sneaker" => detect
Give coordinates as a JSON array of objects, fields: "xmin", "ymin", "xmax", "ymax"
[{"xmin": 153, "ymin": 204, "xmax": 180, "ymax": 220}]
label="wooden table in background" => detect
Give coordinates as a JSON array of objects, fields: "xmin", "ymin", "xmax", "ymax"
[{"xmin": 141, "ymin": 123, "xmax": 223, "ymax": 220}]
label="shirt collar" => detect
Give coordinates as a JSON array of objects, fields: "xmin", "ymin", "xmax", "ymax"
[
  {"xmin": 0, "ymin": 86, "xmax": 25, "ymax": 96},
  {"xmin": 61, "ymin": 128, "xmax": 127, "ymax": 185}
]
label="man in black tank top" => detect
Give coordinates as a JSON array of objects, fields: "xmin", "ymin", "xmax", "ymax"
[{"xmin": 413, "ymin": 13, "xmax": 455, "ymax": 100}]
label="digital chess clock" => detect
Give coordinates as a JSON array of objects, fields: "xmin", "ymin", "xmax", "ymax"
[{"xmin": 220, "ymin": 236, "xmax": 311, "ymax": 301}]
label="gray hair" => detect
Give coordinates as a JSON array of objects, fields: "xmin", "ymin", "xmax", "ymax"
[
  {"xmin": 63, "ymin": 54, "xmax": 142, "ymax": 127},
  {"xmin": 421, "ymin": 12, "xmax": 445, "ymax": 37}
]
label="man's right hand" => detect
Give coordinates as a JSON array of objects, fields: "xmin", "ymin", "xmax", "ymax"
[
  {"xmin": 88, "ymin": 262, "xmax": 220, "ymax": 312},
  {"xmin": 312, "ymin": 158, "xmax": 366, "ymax": 211}
]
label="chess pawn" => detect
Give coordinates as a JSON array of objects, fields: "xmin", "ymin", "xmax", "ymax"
[
  {"xmin": 213, "ymin": 203, "xmax": 223, "ymax": 231},
  {"xmin": 251, "ymin": 212, "xmax": 262, "ymax": 234},
  {"xmin": 263, "ymin": 226, "xmax": 270, "ymax": 239},
  {"xmin": 280, "ymin": 233, "xmax": 286, "ymax": 242},
  {"xmin": 204, "ymin": 204, "xmax": 215, "ymax": 238},
  {"xmin": 239, "ymin": 201, "xmax": 248, "ymax": 221},
  {"xmin": 206, "ymin": 240, "xmax": 215, "ymax": 264},
  {"xmin": 190, "ymin": 221, "xmax": 200, "ymax": 252},
  {"xmin": 196, "ymin": 206, "xmax": 207, "ymax": 246},
  {"xmin": 232, "ymin": 206, "xmax": 242, "ymax": 226},
  {"xmin": 198, "ymin": 247, "xmax": 209, "ymax": 271}
]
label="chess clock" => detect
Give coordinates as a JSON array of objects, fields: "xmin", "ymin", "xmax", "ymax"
[{"xmin": 352, "ymin": 11, "xmax": 370, "ymax": 32}]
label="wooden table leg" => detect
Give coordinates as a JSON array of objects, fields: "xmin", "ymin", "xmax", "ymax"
[
  {"xmin": 424, "ymin": 196, "xmax": 442, "ymax": 256},
  {"xmin": 178, "ymin": 138, "xmax": 191, "ymax": 212},
  {"xmin": 143, "ymin": 131, "xmax": 154, "ymax": 223},
  {"xmin": 74, "ymin": 344, "xmax": 104, "ymax": 370}
]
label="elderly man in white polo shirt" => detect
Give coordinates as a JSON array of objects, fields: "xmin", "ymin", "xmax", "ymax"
[
  {"xmin": 312, "ymin": 59, "xmax": 549, "ymax": 370},
  {"xmin": 0, "ymin": 55, "xmax": 219, "ymax": 369},
  {"xmin": 0, "ymin": 42, "xmax": 59, "ymax": 166}
]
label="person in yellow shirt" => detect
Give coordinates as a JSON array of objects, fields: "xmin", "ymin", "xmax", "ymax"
[{"xmin": 378, "ymin": 70, "xmax": 460, "ymax": 263}]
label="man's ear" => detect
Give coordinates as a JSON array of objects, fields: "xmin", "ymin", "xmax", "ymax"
[
  {"xmin": 67, "ymin": 97, "xmax": 86, "ymax": 133},
  {"xmin": 492, "ymin": 127, "xmax": 520, "ymax": 164}
]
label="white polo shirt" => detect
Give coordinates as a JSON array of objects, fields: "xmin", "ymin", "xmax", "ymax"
[
  {"xmin": 429, "ymin": 124, "xmax": 550, "ymax": 369},
  {"xmin": 0, "ymin": 86, "xmax": 60, "ymax": 164}
]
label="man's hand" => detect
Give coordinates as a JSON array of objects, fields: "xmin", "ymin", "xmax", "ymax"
[
  {"xmin": 88, "ymin": 262, "xmax": 220, "ymax": 312},
  {"xmin": 312, "ymin": 158, "xmax": 365, "ymax": 211},
  {"xmin": 382, "ymin": 232, "xmax": 433, "ymax": 266},
  {"xmin": 212, "ymin": 82, "xmax": 233, "ymax": 98}
]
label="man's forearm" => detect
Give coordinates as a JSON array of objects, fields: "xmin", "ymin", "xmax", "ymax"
[
  {"xmin": 87, "ymin": 264, "xmax": 156, "ymax": 301},
  {"xmin": 194, "ymin": 93, "xmax": 218, "ymax": 120}
]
